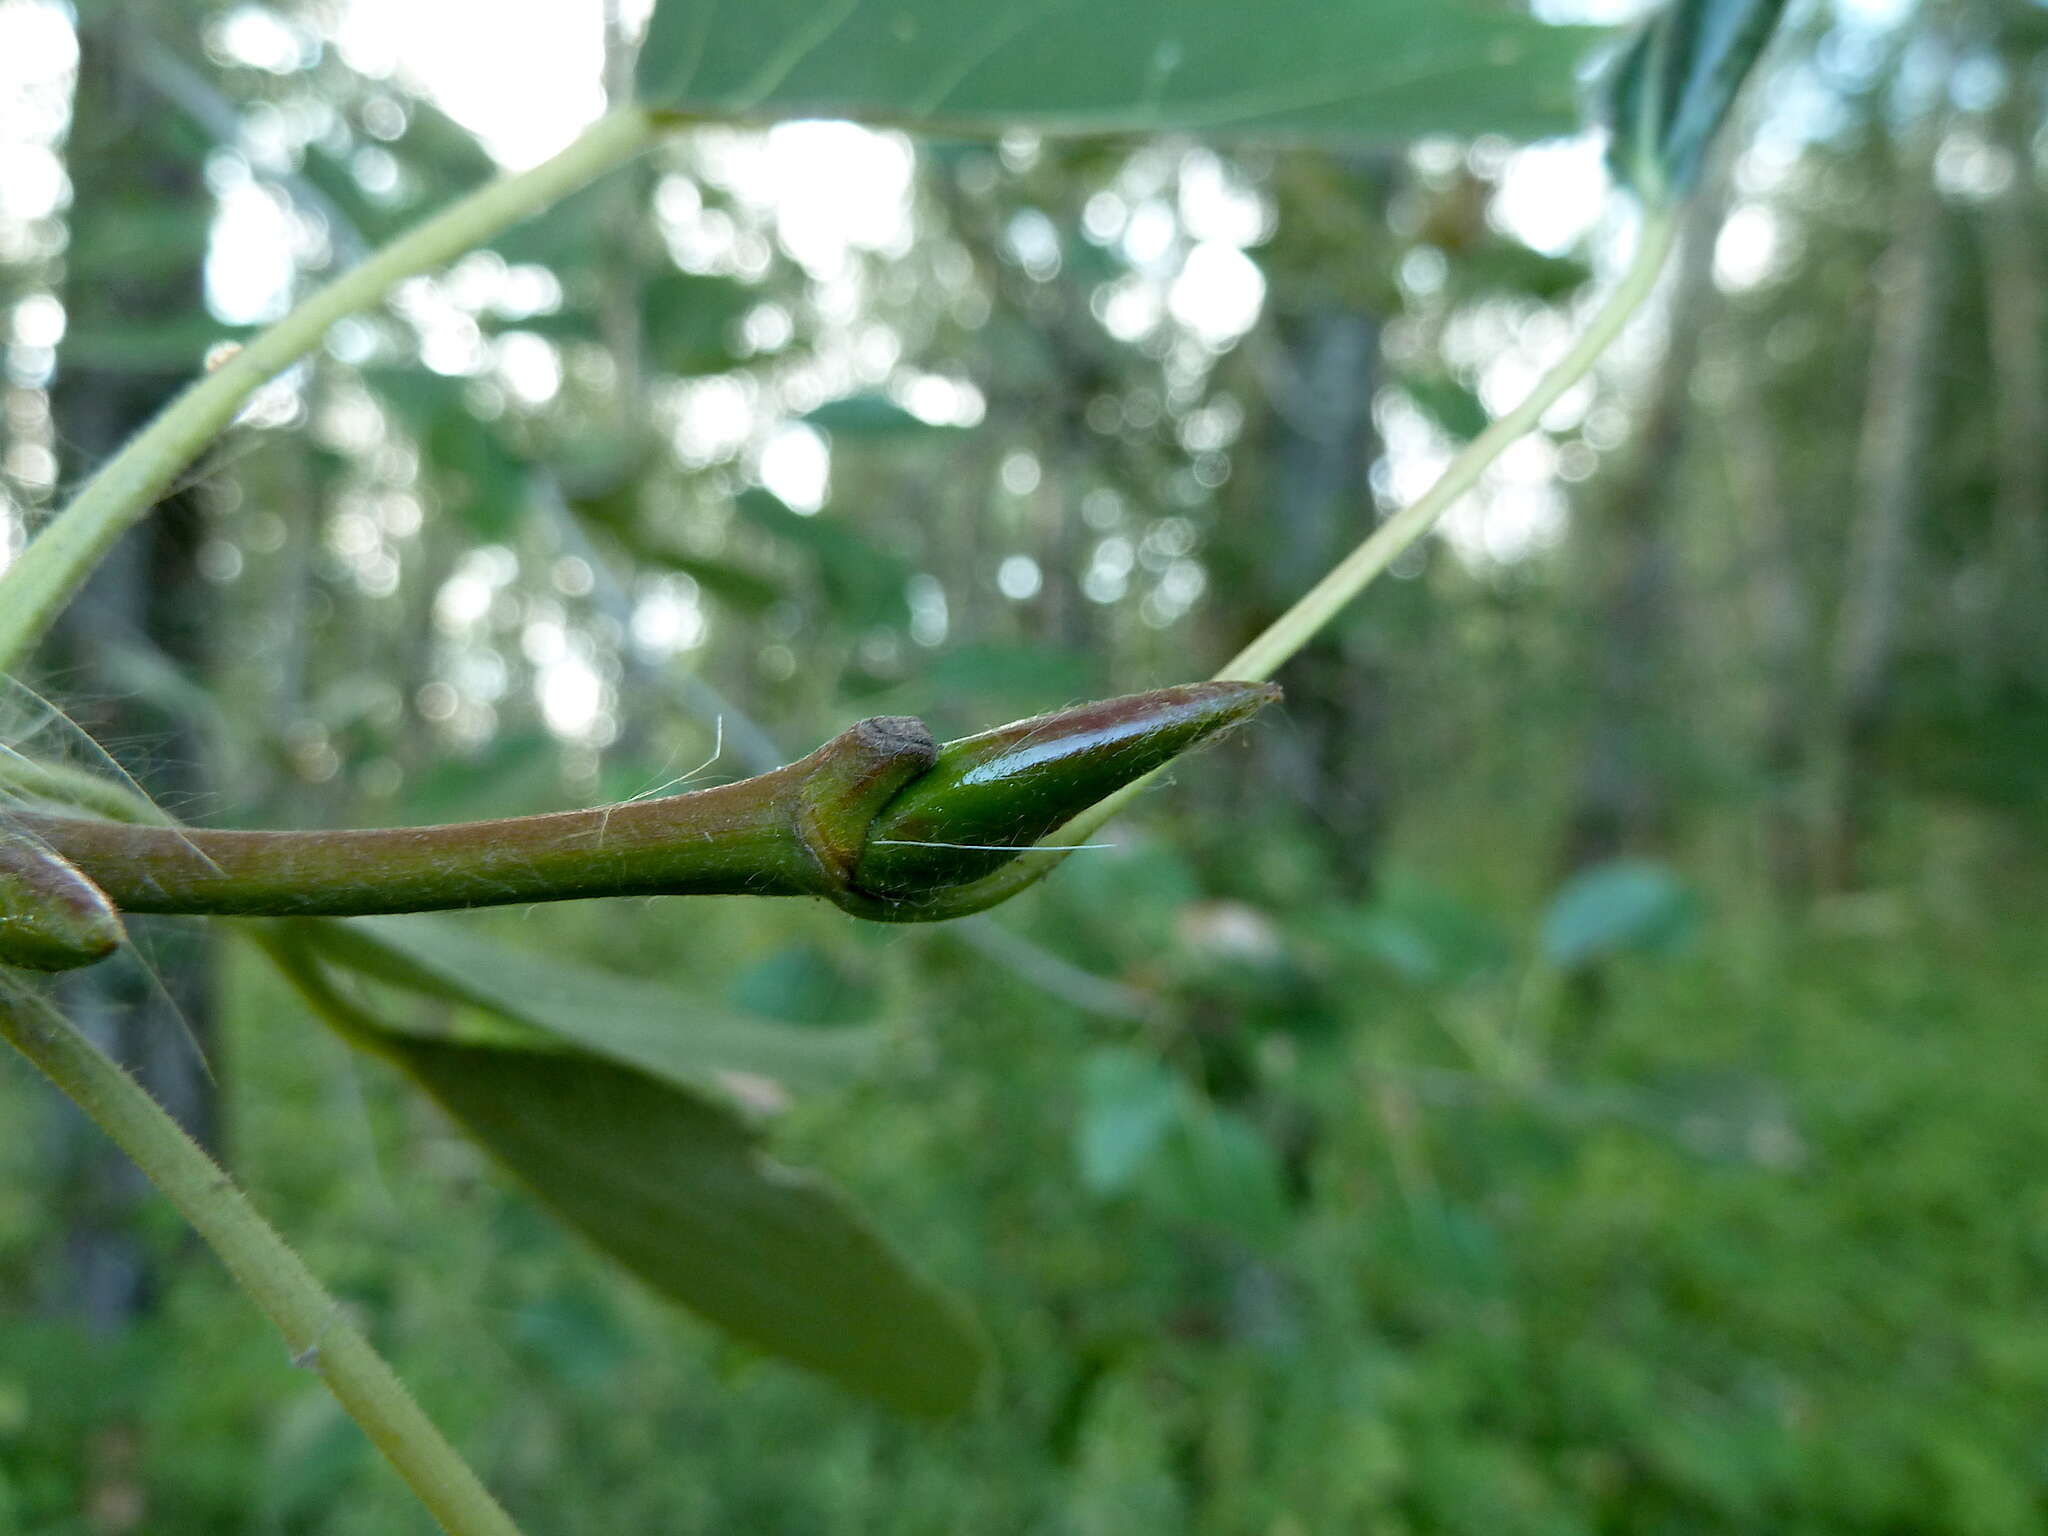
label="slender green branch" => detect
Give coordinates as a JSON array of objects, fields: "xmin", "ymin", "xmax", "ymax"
[
  {"xmin": 1218, "ymin": 210, "xmax": 1680, "ymax": 684},
  {"xmin": 0, "ymin": 108, "xmax": 664, "ymax": 676},
  {"xmin": 0, "ymin": 976, "xmax": 523, "ymax": 1536},
  {"xmin": 7, "ymin": 685, "xmax": 1271, "ymax": 921},
  {"xmin": 894, "ymin": 211, "xmax": 1682, "ymax": 920}
]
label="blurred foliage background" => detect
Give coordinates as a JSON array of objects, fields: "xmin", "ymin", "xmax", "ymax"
[{"xmin": 4, "ymin": 0, "xmax": 2048, "ymax": 1529}]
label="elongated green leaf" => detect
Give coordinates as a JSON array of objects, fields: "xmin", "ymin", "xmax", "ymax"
[
  {"xmin": 267, "ymin": 929, "xmax": 987, "ymax": 1416},
  {"xmin": 390, "ymin": 1038, "xmax": 987, "ymax": 1417},
  {"xmin": 1604, "ymin": 0, "xmax": 1789, "ymax": 204},
  {"xmin": 291, "ymin": 915, "xmax": 876, "ymax": 1092},
  {"xmin": 637, "ymin": 3, "xmax": 1593, "ymax": 144}
]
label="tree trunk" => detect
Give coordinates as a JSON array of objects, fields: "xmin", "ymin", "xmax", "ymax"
[
  {"xmin": 1724, "ymin": 378, "xmax": 1818, "ymax": 896},
  {"xmin": 1821, "ymin": 134, "xmax": 1948, "ymax": 890},
  {"xmin": 45, "ymin": 10, "xmax": 218, "ymax": 1332},
  {"xmin": 1559, "ymin": 186, "xmax": 1729, "ymax": 873},
  {"xmin": 1231, "ymin": 300, "xmax": 1390, "ymax": 893},
  {"xmin": 1982, "ymin": 92, "xmax": 2047, "ymax": 679}
]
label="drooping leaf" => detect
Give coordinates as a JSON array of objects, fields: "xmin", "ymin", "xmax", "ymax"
[
  {"xmin": 291, "ymin": 914, "xmax": 876, "ymax": 1093},
  {"xmin": 266, "ymin": 928, "xmax": 987, "ymax": 1417},
  {"xmin": 636, "ymin": 3, "xmax": 1594, "ymax": 145},
  {"xmin": 393, "ymin": 1035, "xmax": 986, "ymax": 1417},
  {"xmin": 1540, "ymin": 858, "xmax": 1701, "ymax": 971},
  {"xmin": 1603, "ymin": 0, "xmax": 1790, "ymax": 205}
]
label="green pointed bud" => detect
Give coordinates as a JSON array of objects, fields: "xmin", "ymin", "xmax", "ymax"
[
  {"xmin": 0, "ymin": 828, "xmax": 125, "ymax": 971},
  {"xmin": 850, "ymin": 681, "xmax": 1280, "ymax": 900}
]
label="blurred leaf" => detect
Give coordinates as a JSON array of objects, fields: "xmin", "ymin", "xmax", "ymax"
[
  {"xmin": 257, "ymin": 1392, "xmax": 363, "ymax": 1532},
  {"xmin": 645, "ymin": 550, "xmax": 787, "ymax": 613},
  {"xmin": 1604, "ymin": 0, "xmax": 1790, "ymax": 204},
  {"xmin": 637, "ymin": 4, "xmax": 1594, "ymax": 144},
  {"xmin": 1450, "ymin": 241, "xmax": 1593, "ymax": 304},
  {"xmin": 804, "ymin": 394, "xmax": 960, "ymax": 438},
  {"xmin": 363, "ymin": 370, "xmax": 529, "ymax": 538},
  {"xmin": 1335, "ymin": 875, "xmax": 1512, "ymax": 988},
  {"xmin": 738, "ymin": 488, "xmax": 911, "ymax": 629},
  {"xmin": 404, "ymin": 731, "xmax": 564, "ymax": 822},
  {"xmin": 61, "ymin": 204, "xmax": 212, "ymax": 285},
  {"xmin": 1141, "ymin": 1103, "xmax": 1290, "ymax": 1248},
  {"xmin": 1540, "ymin": 858, "xmax": 1701, "ymax": 970},
  {"xmin": 1076, "ymin": 1048, "xmax": 1184, "ymax": 1196},
  {"xmin": 490, "ymin": 180, "xmax": 620, "ymax": 270},
  {"xmin": 510, "ymin": 1291, "xmax": 632, "ymax": 1394},
  {"xmin": 1398, "ymin": 371, "xmax": 1490, "ymax": 443},
  {"xmin": 644, "ymin": 271, "xmax": 754, "ymax": 376},
  {"xmin": 297, "ymin": 99, "xmax": 499, "ymax": 245},
  {"xmin": 1047, "ymin": 843, "xmax": 1204, "ymax": 967},
  {"xmin": 727, "ymin": 944, "xmax": 879, "ymax": 1028},
  {"xmin": 268, "ymin": 931, "xmax": 987, "ymax": 1417},
  {"xmin": 57, "ymin": 319, "xmax": 254, "ymax": 374},
  {"xmin": 296, "ymin": 915, "xmax": 876, "ymax": 1092},
  {"xmin": 572, "ymin": 487, "xmax": 788, "ymax": 613},
  {"xmin": 912, "ymin": 644, "xmax": 1101, "ymax": 730}
]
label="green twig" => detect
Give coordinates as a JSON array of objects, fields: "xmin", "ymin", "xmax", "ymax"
[
  {"xmin": 8, "ymin": 684, "xmax": 1271, "ymax": 921},
  {"xmin": 0, "ymin": 975, "xmax": 524, "ymax": 1536},
  {"xmin": 0, "ymin": 107, "xmax": 664, "ymax": 675},
  {"xmin": 1218, "ymin": 210, "xmax": 1679, "ymax": 684}
]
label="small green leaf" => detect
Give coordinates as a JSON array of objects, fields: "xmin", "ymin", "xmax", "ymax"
[
  {"xmin": 1076, "ymin": 1048, "xmax": 1183, "ymax": 1196},
  {"xmin": 1603, "ymin": 0, "xmax": 1790, "ymax": 205},
  {"xmin": 1540, "ymin": 858, "xmax": 1701, "ymax": 970}
]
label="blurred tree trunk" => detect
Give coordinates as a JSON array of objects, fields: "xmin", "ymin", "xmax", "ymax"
[
  {"xmin": 1559, "ymin": 184, "xmax": 1728, "ymax": 872},
  {"xmin": 1218, "ymin": 153, "xmax": 1395, "ymax": 895},
  {"xmin": 1247, "ymin": 303, "xmax": 1388, "ymax": 890},
  {"xmin": 46, "ymin": 10, "xmax": 217, "ymax": 1332},
  {"xmin": 1821, "ymin": 128, "xmax": 1948, "ymax": 890},
  {"xmin": 1983, "ymin": 90, "xmax": 2047, "ymax": 679},
  {"xmin": 1725, "ymin": 379, "xmax": 1818, "ymax": 895}
]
